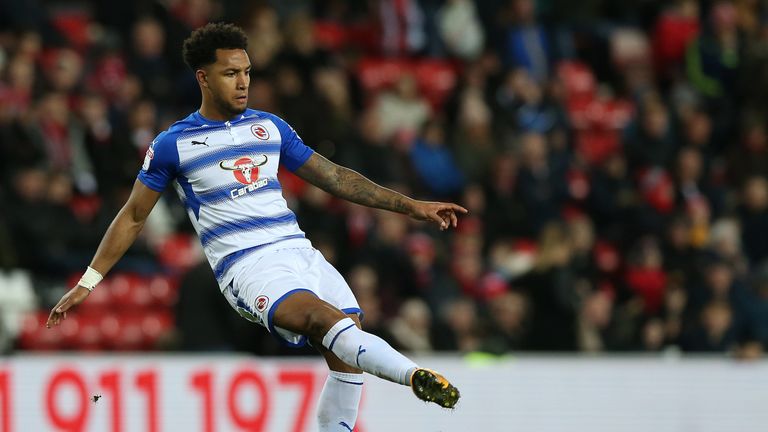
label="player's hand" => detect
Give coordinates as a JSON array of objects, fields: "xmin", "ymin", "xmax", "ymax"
[
  {"xmin": 46, "ymin": 286, "xmax": 91, "ymax": 328},
  {"xmin": 408, "ymin": 201, "xmax": 468, "ymax": 231}
]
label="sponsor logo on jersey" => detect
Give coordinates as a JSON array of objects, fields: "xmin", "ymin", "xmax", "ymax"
[
  {"xmin": 141, "ymin": 144, "xmax": 155, "ymax": 171},
  {"xmin": 251, "ymin": 124, "xmax": 270, "ymax": 140},
  {"xmin": 219, "ymin": 155, "xmax": 269, "ymax": 199}
]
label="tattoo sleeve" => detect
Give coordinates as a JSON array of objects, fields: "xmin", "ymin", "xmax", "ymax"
[{"xmin": 295, "ymin": 153, "xmax": 414, "ymax": 215}]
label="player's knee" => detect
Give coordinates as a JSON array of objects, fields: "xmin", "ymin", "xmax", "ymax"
[{"xmin": 305, "ymin": 307, "xmax": 346, "ymax": 342}]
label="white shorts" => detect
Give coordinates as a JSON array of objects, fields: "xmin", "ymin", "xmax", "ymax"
[{"xmin": 222, "ymin": 246, "xmax": 361, "ymax": 347}]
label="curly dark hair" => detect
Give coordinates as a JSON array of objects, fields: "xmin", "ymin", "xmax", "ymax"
[{"xmin": 182, "ymin": 23, "xmax": 248, "ymax": 70}]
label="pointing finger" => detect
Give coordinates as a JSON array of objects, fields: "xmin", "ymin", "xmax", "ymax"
[{"xmin": 450, "ymin": 203, "xmax": 469, "ymax": 214}]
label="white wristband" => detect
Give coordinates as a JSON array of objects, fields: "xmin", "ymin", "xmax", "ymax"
[{"xmin": 78, "ymin": 266, "xmax": 103, "ymax": 292}]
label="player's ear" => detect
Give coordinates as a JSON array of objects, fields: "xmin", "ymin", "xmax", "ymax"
[{"xmin": 196, "ymin": 69, "xmax": 208, "ymax": 88}]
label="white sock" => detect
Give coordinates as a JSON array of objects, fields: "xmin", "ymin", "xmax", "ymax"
[
  {"xmin": 316, "ymin": 371, "xmax": 363, "ymax": 432},
  {"xmin": 322, "ymin": 318, "xmax": 418, "ymax": 386}
]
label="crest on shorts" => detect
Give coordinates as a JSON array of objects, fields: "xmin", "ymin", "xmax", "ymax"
[{"xmin": 255, "ymin": 295, "xmax": 270, "ymax": 312}]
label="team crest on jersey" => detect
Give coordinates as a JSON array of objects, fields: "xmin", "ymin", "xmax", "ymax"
[
  {"xmin": 219, "ymin": 155, "xmax": 269, "ymax": 199},
  {"xmin": 251, "ymin": 124, "xmax": 270, "ymax": 140},
  {"xmin": 255, "ymin": 295, "xmax": 269, "ymax": 312}
]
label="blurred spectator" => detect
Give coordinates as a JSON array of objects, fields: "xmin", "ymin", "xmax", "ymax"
[
  {"xmin": 404, "ymin": 232, "xmax": 460, "ymax": 311},
  {"xmin": 680, "ymin": 108, "xmax": 714, "ymax": 164},
  {"xmin": 624, "ymin": 95, "xmax": 676, "ymax": 172},
  {"xmin": 483, "ymin": 154, "xmax": 529, "ymax": 239},
  {"xmin": 516, "ymin": 222, "xmax": 579, "ymax": 351},
  {"xmin": 356, "ymin": 209, "xmax": 417, "ymax": 313},
  {"xmin": 387, "ymin": 298, "xmax": 433, "ymax": 353},
  {"xmin": 280, "ymin": 13, "xmax": 330, "ymax": 86},
  {"xmin": 577, "ymin": 288, "xmax": 614, "ymax": 352},
  {"xmin": 652, "ymin": 0, "xmax": 700, "ymax": 79},
  {"xmin": 378, "ymin": 0, "xmax": 426, "ymax": 56},
  {"xmin": 738, "ymin": 176, "xmax": 768, "ymax": 265},
  {"xmin": 728, "ymin": 118, "xmax": 768, "ymax": 187},
  {"xmin": 747, "ymin": 262, "xmax": 768, "ymax": 347},
  {"xmin": 437, "ymin": 0, "xmax": 484, "ymax": 60},
  {"xmin": 244, "ymin": 6, "xmax": 282, "ymax": 71},
  {"xmin": 409, "ymin": 118, "xmax": 465, "ymax": 197},
  {"xmin": 681, "ymin": 300, "xmax": 739, "ymax": 352},
  {"xmin": 130, "ymin": 17, "xmax": 172, "ymax": 101},
  {"xmin": 340, "ymin": 109, "xmax": 406, "ymax": 185},
  {"xmin": 501, "ymin": 0, "xmax": 553, "ymax": 83},
  {"xmin": 588, "ymin": 153, "xmax": 638, "ymax": 240},
  {"xmin": 42, "ymin": 48, "xmax": 83, "ymax": 94},
  {"xmin": 452, "ymin": 74, "xmax": 496, "ymax": 183},
  {"xmin": 567, "ymin": 215, "xmax": 597, "ymax": 280},
  {"xmin": 432, "ymin": 297, "xmax": 483, "ymax": 352},
  {"xmin": 311, "ymin": 65, "xmax": 356, "ymax": 157},
  {"xmin": 624, "ymin": 237, "xmax": 668, "ymax": 316},
  {"xmin": 484, "ymin": 290, "xmax": 528, "ymax": 353},
  {"xmin": 7, "ymin": 168, "xmax": 58, "ymax": 274},
  {"xmin": 495, "ymin": 69, "xmax": 563, "ymax": 135},
  {"xmin": 708, "ymin": 218, "xmax": 749, "ymax": 277},
  {"xmin": 685, "ymin": 1, "xmax": 741, "ymax": 101},
  {"xmin": 674, "ymin": 146, "xmax": 724, "ymax": 219},
  {"xmin": 373, "ymin": 73, "xmax": 430, "ymax": 144},
  {"xmin": 663, "ymin": 214, "xmax": 700, "ymax": 282},
  {"xmin": 515, "ymin": 132, "xmax": 568, "ymax": 232},
  {"xmin": 347, "ymin": 264, "xmax": 388, "ymax": 338},
  {"xmin": 78, "ymin": 93, "xmax": 137, "ymax": 194},
  {"xmin": 662, "ymin": 279, "xmax": 688, "ymax": 347}
]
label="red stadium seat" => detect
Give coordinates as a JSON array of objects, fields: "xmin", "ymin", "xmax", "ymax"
[
  {"xmin": 49, "ymin": 12, "xmax": 92, "ymax": 51},
  {"xmin": 107, "ymin": 313, "xmax": 145, "ymax": 351},
  {"xmin": 147, "ymin": 274, "xmax": 179, "ymax": 308},
  {"xmin": 140, "ymin": 311, "xmax": 174, "ymax": 349},
  {"xmin": 67, "ymin": 314, "xmax": 103, "ymax": 351},
  {"xmin": 103, "ymin": 311, "xmax": 174, "ymax": 351},
  {"xmin": 157, "ymin": 234, "xmax": 201, "ymax": 271},
  {"xmin": 109, "ymin": 273, "xmax": 147, "ymax": 309},
  {"xmin": 413, "ymin": 60, "xmax": 457, "ymax": 110},
  {"xmin": 356, "ymin": 57, "xmax": 410, "ymax": 95},
  {"xmin": 313, "ymin": 22, "xmax": 348, "ymax": 51},
  {"xmin": 99, "ymin": 314, "xmax": 121, "ymax": 346},
  {"xmin": 356, "ymin": 58, "xmax": 457, "ymax": 109},
  {"xmin": 345, "ymin": 22, "xmax": 380, "ymax": 52}
]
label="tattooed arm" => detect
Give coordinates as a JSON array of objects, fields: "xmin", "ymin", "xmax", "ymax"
[{"xmin": 294, "ymin": 153, "xmax": 467, "ymax": 230}]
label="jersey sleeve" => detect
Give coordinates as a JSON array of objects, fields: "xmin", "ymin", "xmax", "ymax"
[
  {"xmin": 268, "ymin": 114, "xmax": 314, "ymax": 172},
  {"xmin": 136, "ymin": 131, "xmax": 180, "ymax": 192}
]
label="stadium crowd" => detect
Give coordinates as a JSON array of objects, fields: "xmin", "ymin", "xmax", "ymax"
[{"xmin": 2, "ymin": 0, "xmax": 768, "ymax": 358}]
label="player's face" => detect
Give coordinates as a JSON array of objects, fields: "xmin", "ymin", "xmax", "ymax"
[{"xmin": 203, "ymin": 49, "xmax": 251, "ymax": 116}]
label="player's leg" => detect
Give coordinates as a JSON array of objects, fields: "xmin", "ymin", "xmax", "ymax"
[
  {"xmin": 272, "ymin": 291, "xmax": 460, "ymax": 408},
  {"xmin": 315, "ymin": 313, "xmax": 364, "ymax": 432},
  {"xmin": 273, "ymin": 291, "xmax": 416, "ymax": 384}
]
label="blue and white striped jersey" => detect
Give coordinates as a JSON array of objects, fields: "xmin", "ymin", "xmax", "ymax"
[{"xmin": 137, "ymin": 109, "xmax": 314, "ymax": 289}]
